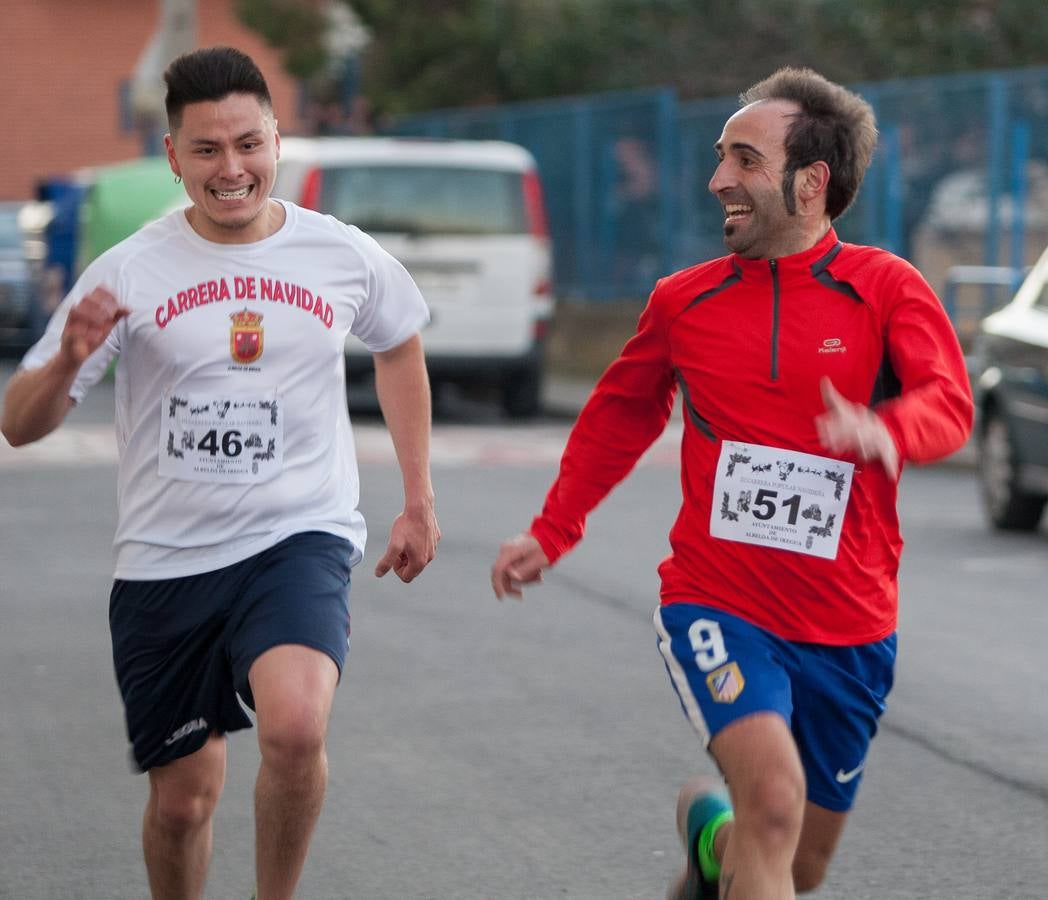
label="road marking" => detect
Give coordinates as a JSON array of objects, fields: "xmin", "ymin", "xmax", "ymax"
[
  {"xmin": 960, "ymin": 555, "xmax": 1047, "ymax": 575},
  {"xmin": 0, "ymin": 425, "xmax": 121, "ymax": 468},
  {"xmin": 1, "ymin": 422, "xmax": 684, "ymax": 470}
]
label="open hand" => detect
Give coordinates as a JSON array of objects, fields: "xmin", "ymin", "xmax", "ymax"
[{"xmin": 815, "ymin": 377, "xmax": 899, "ymax": 477}]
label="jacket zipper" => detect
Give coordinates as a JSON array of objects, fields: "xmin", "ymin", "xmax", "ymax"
[{"xmin": 770, "ymin": 258, "xmax": 780, "ymax": 381}]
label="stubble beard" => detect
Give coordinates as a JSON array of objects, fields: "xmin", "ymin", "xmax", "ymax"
[
  {"xmin": 207, "ymin": 199, "xmax": 269, "ymax": 235},
  {"xmin": 722, "ymin": 221, "xmax": 753, "ymax": 256}
]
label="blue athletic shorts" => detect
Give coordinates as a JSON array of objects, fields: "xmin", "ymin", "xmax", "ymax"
[
  {"xmin": 654, "ymin": 602, "xmax": 896, "ymax": 812},
  {"xmin": 109, "ymin": 531, "xmax": 354, "ymax": 772}
]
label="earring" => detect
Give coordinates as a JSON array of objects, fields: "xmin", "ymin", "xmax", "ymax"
[{"xmin": 174, "ymin": 175, "xmax": 182, "ymax": 184}]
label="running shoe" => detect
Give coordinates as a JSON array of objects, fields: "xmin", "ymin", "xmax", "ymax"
[{"xmin": 667, "ymin": 788, "xmax": 732, "ymax": 900}]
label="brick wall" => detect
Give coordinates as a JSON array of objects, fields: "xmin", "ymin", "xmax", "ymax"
[{"xmin": 2, "ymin": 0, "xmax": 308, "ymax": 200}]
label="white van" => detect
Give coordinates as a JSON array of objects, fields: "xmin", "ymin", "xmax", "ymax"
[{"xmin": 272, "ymin": 136, "xmax": 555, "ymax": 417}]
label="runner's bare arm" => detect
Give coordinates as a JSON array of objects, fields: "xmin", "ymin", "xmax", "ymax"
[
  {"xmin": 372, "ymin": 333, "xmax": 440, "ymax": 582},
  {"xmin": 1, "ymin": 287, "xmax": 129, "ymax": 447}
]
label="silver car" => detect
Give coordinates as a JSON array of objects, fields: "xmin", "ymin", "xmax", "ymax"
[{"xmin": 973, "ymin": 247, "xmax": 1048, "ymax": 530}]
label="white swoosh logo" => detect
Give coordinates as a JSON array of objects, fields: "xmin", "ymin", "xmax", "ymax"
[{"xmin": 835, "ymin": 764, "xmax": 865, "ymax": 783}]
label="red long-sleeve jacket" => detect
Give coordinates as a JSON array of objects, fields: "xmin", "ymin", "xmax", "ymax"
[{"xmin": 530, "ymin": 229, "xmax": 973, "ymax": 644}]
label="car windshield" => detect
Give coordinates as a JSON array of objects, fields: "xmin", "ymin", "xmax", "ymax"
[{"xmin": 320, "ymin": 166, "xmax": 527, "ymax": 236}]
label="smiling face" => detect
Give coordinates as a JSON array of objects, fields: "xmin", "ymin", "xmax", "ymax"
[
  {"xmin": 708, "ymin": 99, "xmax": 810, "ymax": 260},
  {"xmin": 165, "ymin": 92, "xmax": 281, "ymax": 244}
]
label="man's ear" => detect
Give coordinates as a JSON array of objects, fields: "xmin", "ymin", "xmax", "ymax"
[
  {"xmin": 164, "ymin": 134, "xmax": 181, "ymax": 181},
  {"xmin": 798, "ymin": 160, "xmax": 830, "ymax": 202}
]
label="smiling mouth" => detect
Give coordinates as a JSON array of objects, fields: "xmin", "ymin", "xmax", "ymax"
[
  {"xmin": 723, "ymin": 202, "xmax": 752, "ymax": 222},
  {"xmin": 211, "ymin": 185, "xmax": 253, "ymax": 201}
]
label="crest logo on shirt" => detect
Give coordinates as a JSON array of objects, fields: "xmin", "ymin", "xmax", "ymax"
[
  {"xmin": 230, "ymin": 309, "xmax": 264, "ymax": 364},
  {"xmin": 706, "ymin": 661, "xmax": 745, "ymax": 703}
]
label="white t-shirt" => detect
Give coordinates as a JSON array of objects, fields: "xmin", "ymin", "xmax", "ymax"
[{"xmin": 21, "ymin": 201, "xmax": 429, "ymax": 579}]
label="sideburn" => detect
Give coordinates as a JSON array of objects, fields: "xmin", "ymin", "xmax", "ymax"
[{"xmin": 781, "ymin": 169, "xmax": 798, "ymax": 216}]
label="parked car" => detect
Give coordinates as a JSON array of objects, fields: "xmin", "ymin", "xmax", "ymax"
[
  {"xmin": 272, "ymin": 136, "xmax": 555, "ymax": 417},
  {"xmin": 972, "ymin": 246, "xmax": 1048, "ymax": 530},
  {"xmin": 0, "ymin": 201, "xmax": 46, "ymax": 352}
]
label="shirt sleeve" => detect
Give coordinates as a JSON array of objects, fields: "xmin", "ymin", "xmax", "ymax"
[
  {"xmin": 530, "ymin": 287, "xmax": 677, "ymax": 563},
  {"xmin": 347, "ymin": 226, "xmax": 430, "ymax": 353},
  {"xmin": 874, "ymin": 261, "xmax": 974, "ymax": 464},
  {"xmin": 18, "ymin": 262, "xmax": 122, "ymax": 404}
]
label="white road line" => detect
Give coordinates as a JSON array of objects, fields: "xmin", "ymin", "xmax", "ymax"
[
  {"xmin": 0, "ymin": 425, "xmax": 120, "ymax": 468},
  {"xmin": 1, "ymin": 422, "xmax": 684, "ymax": 470},
  {"xmin": 960, "ymin": 554, "xmax": 1047, "ymax": 575}
]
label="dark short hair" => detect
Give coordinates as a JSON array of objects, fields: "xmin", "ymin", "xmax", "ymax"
[
  {"xmin": 164, "ymin": 46, "xmax": 272, "ymax": 129},
  {"xmin": 739, "ymin": 67, "xmax": 877, "ymax": 220}
]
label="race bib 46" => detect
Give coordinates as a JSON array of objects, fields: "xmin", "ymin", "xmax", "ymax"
[{"xmin": 158, "ymin": 389, "xmax": 284, "ymax": 484}]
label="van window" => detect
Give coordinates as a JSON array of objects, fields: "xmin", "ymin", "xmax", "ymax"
[
  {"xmin": 320, "ymin": 166, "xmax": 527, "ymax": 236},
  {"xmin": 0, "ymin": 207, "xmax": 23, "ymax": 248}
]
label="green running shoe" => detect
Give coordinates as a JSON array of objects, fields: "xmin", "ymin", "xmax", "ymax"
[{"xmin": 667, "ymin": 788, "xmax": 732, "ymax": 900}]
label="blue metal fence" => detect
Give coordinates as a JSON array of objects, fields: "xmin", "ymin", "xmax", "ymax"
[{"xmin": 388, "ymin": 67, "xmax": 1048, "ymax": 336}]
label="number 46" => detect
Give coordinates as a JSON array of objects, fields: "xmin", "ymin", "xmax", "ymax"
[{"xmin": 197, "ymin": 429, "xmax": 243, "ymax": 458}]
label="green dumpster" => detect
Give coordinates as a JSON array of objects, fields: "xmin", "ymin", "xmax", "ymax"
[{"xmin": 76, "ymin": 156, "xmax": 187, "ymax": 274}]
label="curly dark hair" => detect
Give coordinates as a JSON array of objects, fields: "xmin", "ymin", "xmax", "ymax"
[
  {"xmin": 164, "ymin": 46, "xmax": 272, "ymax": 129},
  {"xmin": 740, "ymin": 67, "xmax": 877, "ymax": 220}
]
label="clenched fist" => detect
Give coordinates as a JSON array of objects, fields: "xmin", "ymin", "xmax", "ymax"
[{"xmin": 60, "ymin": 286, "xmax": 130, "ymax": 365}]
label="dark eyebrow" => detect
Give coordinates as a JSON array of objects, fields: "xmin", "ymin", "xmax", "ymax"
[
  {"xmin": 713, "ymin": 141, "xmax": 768, "ymax": 159},
  {"xmin": 188, "ymin": 129, "xmax": 265, "ymax": 147}
]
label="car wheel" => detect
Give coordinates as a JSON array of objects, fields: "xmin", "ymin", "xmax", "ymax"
[
  {"xmin": 502, "ymin": 365, "xmax": 543, "ymax": 419},
  {"xmin": 977, "ymin": 408, "xmax": 1047, "ymax": 531}
]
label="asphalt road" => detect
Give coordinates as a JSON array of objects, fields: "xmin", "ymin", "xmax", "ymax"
[{"xmin": 1, "ymin": 363, "xmax": 1046, "ymax": 899}]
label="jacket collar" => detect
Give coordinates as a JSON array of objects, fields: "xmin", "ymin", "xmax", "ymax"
[{"xmin": 731, "ymin": 227, "xmax": 841, "ymax": 281}]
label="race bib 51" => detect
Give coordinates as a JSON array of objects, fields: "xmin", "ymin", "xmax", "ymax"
[{"xmin": 709, "ymin": 441, "xmax": 854, "ymax": 560}]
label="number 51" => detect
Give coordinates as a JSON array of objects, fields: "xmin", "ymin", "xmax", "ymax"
[{"xmin": 752, "ymin": 488, "xmax": 801, "ymax": 524}]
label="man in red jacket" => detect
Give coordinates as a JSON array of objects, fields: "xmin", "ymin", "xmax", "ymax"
[{"xmin": 491, "ymin": 67, "xmax": 972, "ymax": 899}]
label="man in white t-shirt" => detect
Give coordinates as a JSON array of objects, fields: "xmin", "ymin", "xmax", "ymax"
[{"xmin": 1, "ymin": 46, "xmax": 440, "ymax": 900}]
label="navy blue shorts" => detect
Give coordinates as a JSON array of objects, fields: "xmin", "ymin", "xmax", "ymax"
[
  {"xmin": 654, "ymin": 603, "xmax": 896, "ymax": 812},
  {"xmin": 109, "ymin": 531, "xmax": 353, "ymax": 772}
]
